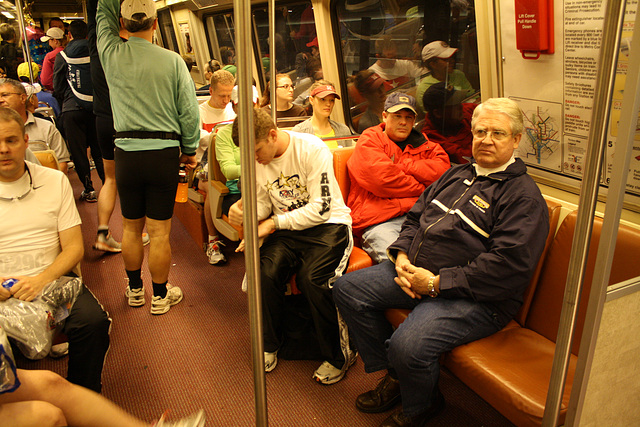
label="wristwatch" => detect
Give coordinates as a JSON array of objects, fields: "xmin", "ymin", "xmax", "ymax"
[{"xmin": 427, "ymin": 276, "xmax": 439, "ymax": 298}]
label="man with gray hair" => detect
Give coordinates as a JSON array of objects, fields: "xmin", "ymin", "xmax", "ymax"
[
  {"xmin": 334, "ymin": 98, "xmax": 549, "ymax": 427},
  {"xmin": 97, "ymin": 0, "xmax": 200, "ymax": 314}
]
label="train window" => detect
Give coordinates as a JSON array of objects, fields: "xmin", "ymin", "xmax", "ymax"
[
  {"xmin": 253, "ymin": 2, "xmax": 318, "ymax": 88},
  {"xmin": 157, "ymin": 9, "xmax": 179, "ymax": 53},
  {"xmin": 334, "ymin": 0, "xmax": 481, "ymax": 133},
  {"xmin": 203, "ymin": 12, "xmax": 236, "ymax": 72}
]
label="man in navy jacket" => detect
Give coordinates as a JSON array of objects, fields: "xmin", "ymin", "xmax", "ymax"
[{"xmin": 334, "ymin": 98, "xmax": 549, "ymax": 427}]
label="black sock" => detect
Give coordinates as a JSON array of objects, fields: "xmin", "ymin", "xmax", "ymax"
[
  {"xmin": 126, "ymin": 269, "xmax": 142, "ymax": 290},
  {"xmin": 153, "ymin": 281, "xmax": 168, "ymax": 299}
]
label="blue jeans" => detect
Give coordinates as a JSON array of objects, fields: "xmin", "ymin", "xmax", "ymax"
[
  {"xmin": 361, "ymin": 215, "xmax": 406, "ymax": 264},
  {"xmin": 333, "ymin": 261, "xmax": 503, "ymax": 416}
]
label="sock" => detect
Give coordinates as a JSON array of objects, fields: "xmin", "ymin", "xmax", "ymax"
[
  {"xmin": 153, "ymin": 281, "xmax": 168, "ymax": 298},
  {"xmin": 97, "ymin": 226, "xmax": 109, "ymax": 237},
  {"xmin": 208, "ymin": 234, "xmax": 219, "ymax": 244},
  {"xmin": 126, "ymin": 269, "xmax": 142, "ymax": 290}
]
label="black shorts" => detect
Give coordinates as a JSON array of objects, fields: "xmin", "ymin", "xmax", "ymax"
[
  {"xmin": 115, "ymin": 147, "xmax": 180, "ymax": 220},
  {"xmin": 95, "ymin": 115, "xmax": 115, "ymax": 161}
]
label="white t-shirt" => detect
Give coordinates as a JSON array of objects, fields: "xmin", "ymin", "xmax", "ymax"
[
  {"xmin": 196, "ymin": 101, "xmax": 236, "ymax": 162},
  {"xmin": 255, "ymin": 131, "xmax": 352, "ymax": 230},
  {"xmin": 0, "ymin": 162, "xmax": 81, "ymax": 277}
]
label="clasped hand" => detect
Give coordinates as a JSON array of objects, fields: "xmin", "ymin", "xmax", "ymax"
[
  {"xmin": 0, "ymin": 275, "xmax": 47, "ymax": 302},
  {"xmin": 394, "ymin": 252, "xmax": 434, "ymax": 299}
]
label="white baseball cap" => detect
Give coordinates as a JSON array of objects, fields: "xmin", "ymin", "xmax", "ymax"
[
  {"xmin": 40, "ymin": 27, "xmax": 65, "ymax": 42},
  {"xmin": 421, "ymin": 41, "xmax": 458, "ymax": 62},
  {"xmin": 121, "ymin": 0, "xmax": 157, "ymax": 20}
]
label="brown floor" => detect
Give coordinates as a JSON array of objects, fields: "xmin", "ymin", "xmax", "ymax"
[{"xmin": 16, "ymin": 169, "xmax": 515, "ymax": 427}]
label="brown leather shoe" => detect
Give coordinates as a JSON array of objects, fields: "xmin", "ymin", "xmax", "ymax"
[
  {"xmin": 356, "ymin": 374, "xmax": 401, "ymax": 413},
  {"xmin": 379, "ymin": 391, "xmax": 445, "ymax": 427}
]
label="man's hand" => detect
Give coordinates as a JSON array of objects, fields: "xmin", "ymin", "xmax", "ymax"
[
  {"xmin": 394, "ymin": 252, "xmax": 436, "ymax": 299},
  {"xmin": 180, "ymin": 154, "xmax": 197, "ymax": 170},
  {"xmin": 0, "ymin": 286, "xmax": 11, "ymax": 301},
  {"xmin": 229, "ymin": 199, "xmax": 243, "ymax": 226},
  {"xmin": 9, "ymin": 275, "xmax": 48, "ymax": 302},
  {"xmin": 235, "ymin": 219, "xmax": 274, "ymax": 252}
]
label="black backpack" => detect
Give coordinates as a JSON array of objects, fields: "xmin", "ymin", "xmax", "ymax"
[{"xmin": 59, "ymin": 50, "xmax": 93, "ymax": 111}]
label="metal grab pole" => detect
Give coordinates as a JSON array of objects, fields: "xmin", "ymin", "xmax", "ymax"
[
  {"xmin": 268, "ymin": 0, "xmax": 276, "ymax": 123},
  {"xmin": 233, "ymin": 0, "xmax": 268, "ymax": 425},
  {"xmin": 541, "ymin": 0, "xmax": 626, "ymax": 425},
  {"xmin": 566, "ymin": 4, "xmax": 640, "ymax": 425},
  {"xmin": 14, "ymin": 0, "xmax": 35, "ymax": 83}
]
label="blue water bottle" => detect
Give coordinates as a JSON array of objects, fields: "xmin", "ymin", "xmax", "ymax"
[{"xmin": 2, "ymin": 278, "xmax": 18, "ymax": 289}]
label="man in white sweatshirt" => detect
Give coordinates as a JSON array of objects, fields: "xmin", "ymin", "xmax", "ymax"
[{"xmin": 229, "ymin": 107, "xmax": 354, "ymax": 385}]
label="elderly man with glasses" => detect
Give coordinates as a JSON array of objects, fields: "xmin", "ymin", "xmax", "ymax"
[
  {"xmin": 0, "ymin": 106, "xmax": 111, "ymax": 393},
  {"xmin": 334, "ymin": 98, "xmax": 549, "ymax": 427}
]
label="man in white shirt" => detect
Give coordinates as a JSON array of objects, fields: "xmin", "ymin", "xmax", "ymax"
[
  {"xmin": 229, "ymin": 108, "xmax": 355, "ymax": 385},
  {"xmin": 0, "ymin": 78, "xmax": 70, "ymax": 174},
  {"xmin": 0, "ymin": 106, "xmax": 110, "ymax": 393},
  {"xmin": 198, "ymin": 69, "xmax": 236, "ymax": 265}
]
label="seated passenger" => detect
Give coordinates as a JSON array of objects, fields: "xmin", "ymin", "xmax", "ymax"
[
  {"xmin": 0, "ymin": 369, "xmax": 206, "ymax": 427},
  {"xmin": 421, "ymin": 82, "xmax": 477, "ymax": 164},
  {"xmin": 0, "ymin": 78, "xmax": 70, "ymax": 174},
  {"xmin": 197, "ymin": 69, "xmax": 237, "ymax": 265},
  {"xmin": 354, "ymin": 70, "xmax": 386, "ymax": 134},
  {"xmin": 293, "ymin": 57, "xmax": 322, "ymax": 108},
  {"xmin": 292, "ymin": 80, "xmax": 351, "ymax": 148},
  {"xmin": 211, "ymin": 84, "xmax": 260, "ymax": 216},
  {"xmin": 334, "ymin": 98, "xmax": 549, "ymax": 427},
  {"xmin": 17, "ymin": 64, "xmax": 62, "ymax": 118},
  {"xmin": 260, "ymin": 74, "xmax": 307, "ymax": 124},
  {"xmin": 229, "ymin": 108, "xmax": 355, "ymax": 385},
  {"xmin": 368, "ymin": 36, "xmax": 421, "ymax": 92},
  {"xmin": 198, "ymin": 59, "xmax": 221, "ymax": 91},
  {"xmin": 0, "ymin": 107, "xmax": 110, "ymax": 393},
  {"xmin": 347, "ymin": 92, "xmax": 450, "ymax": 263},
  {"xmin": 416, "ymin": 41, "xmax": 474, "ymax": 113}
]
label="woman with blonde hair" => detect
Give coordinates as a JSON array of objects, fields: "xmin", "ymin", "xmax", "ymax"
[{"xmin": 292, "ymin": 80, "xmax": 351, "ymax": 148}]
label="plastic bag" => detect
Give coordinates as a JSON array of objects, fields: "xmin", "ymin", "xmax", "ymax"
[
  {"xmin": 0, "ymin": 325, "xmax": 20, "ymax": 394},
  {"xmin": 0, "ymin": 276, "xmax": 83, "ymax": 360}
]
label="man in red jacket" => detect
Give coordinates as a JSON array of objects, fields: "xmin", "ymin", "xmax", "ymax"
[{"xmin": 347, "ymin": 92, "xmax": 450, "ymax": 263}]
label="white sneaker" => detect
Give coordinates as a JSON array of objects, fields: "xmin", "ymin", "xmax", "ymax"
[
  {"xmin": 155, "ymin": 409, "xmax": 206, "ymax": 427},
  {"xmin": 151, "ymin": 285, "xmax": 183, "ymax": 315},
  {"xmin": 265, "ymin": 351, "xmax": 278, "ymax": 372},
  {"xmin": 125, "ymin": 286, "xmax": 145, "ymax": 307},
  {"xmin": 206, "ymin": 240, "xmax": 226, "ymax": 265},
  {"xmin": 142, "ymin": 233, "xmax": 150, "ymax": 246},
  {"xmin": 49, "ymin": 342, "xmax": 69, "ymax": 358},
  {"xmin": 312, "ymin": 349, "xmax": 358, "ymax": 385}
]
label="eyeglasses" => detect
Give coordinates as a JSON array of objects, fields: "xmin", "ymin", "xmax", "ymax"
[
  {"xmin": 0, "ymin": 92, "xmax": 22, "ymax": 99},
  {"xmin": 472, "ymin": 129, "xmax": 512, "ymax": 142},
  {"xmin": 0, "ymin": 163, "xmax": 33, "ymax": 202},
  {"xmin": 276, "ymin": 84, "xmax": 295, "ymax": 90}
]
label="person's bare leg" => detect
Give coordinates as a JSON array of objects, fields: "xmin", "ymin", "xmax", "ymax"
[
  {"xmin": 203, "ymin": 190, "xmax": 216, "ymax": 236},
  {"xmin": 146, "ymin": 217, "xmax": 172, "ymax": 284},
  {"xmin": 97, "ymin": 159, "xmax": 117, "ymax": 229},
  {"xmin": 122, "ymin": 217, "xmax": 145, "ymax": 271},
  {"xmin": 0, "ymin": 370, "xmax": 146, "ymax": 427},
  {"xmin": 0, "ymin": 400, "xmax": 67, "ymax": 427}
]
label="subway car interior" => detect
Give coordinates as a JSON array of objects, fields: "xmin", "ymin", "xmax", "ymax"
[{"xmin": 0, "ymin": 0, "xmax": 639, "ymax": 425}]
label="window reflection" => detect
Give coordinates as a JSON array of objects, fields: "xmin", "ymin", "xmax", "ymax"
[{"xmin": 335, "ymin": 0, "xmax": 480, "ymax": 132}]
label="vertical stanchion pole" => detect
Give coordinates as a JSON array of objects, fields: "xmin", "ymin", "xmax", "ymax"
[{"xmin": 234, "ymin": 0, "xmax": 268, "ymax": 425}]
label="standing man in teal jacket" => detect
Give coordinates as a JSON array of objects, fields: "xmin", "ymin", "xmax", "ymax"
[{"xmin": 97, "ymin": 0, "xmax": 200, "ymax": 315}]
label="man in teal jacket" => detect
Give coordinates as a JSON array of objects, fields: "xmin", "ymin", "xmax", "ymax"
[{"xmin": 97, "ymin": 0, "xmax": 200, "ymax": 315}]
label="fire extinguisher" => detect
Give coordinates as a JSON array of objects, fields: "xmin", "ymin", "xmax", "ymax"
[{"xmin": 515, "ymin": 0, "xmax": 555, "ymax": 59}]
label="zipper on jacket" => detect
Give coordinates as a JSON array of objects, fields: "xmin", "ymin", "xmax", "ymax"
[{"xmin": 412, "ymin": 176, "xmax": 476, "ymax": 265}]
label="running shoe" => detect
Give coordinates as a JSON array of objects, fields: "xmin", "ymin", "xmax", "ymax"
[
  {"xmin": 312, "ymin": 349, "xmax": 358, "ymax": 385},
  {"xmin": 150, "ymin": 285, "xmax": 183, "ymax": 315},
  {"xmin": 125, "ymin": 286, "xmax": 145, "ymax": 307},
  {"xmin": 206, "ymin": 239, "xmax": 226, "ymax": 265},
  {"xmin": 93, "ymin": 233, "xmax": 122, "ymax": 252},
  {"xmin": 80, "ymin": 190, "xmax": 98, "ymax": 203},
  {"xmin": 265, "ymin": 351, "xmax": 278, "ymax": 372}
]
